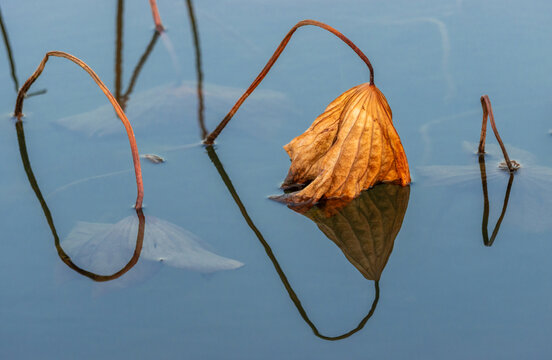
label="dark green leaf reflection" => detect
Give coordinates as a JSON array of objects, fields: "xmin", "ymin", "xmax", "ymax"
[{"xmin": 300, "ymin": 184, "xmax": 410, "ymax": 281}]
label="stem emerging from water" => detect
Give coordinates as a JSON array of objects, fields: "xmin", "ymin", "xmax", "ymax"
[
  {"xmin": 204, "ymin": 19, "xmax": 374, "ymax": 145},
  {"xmin": 149, "ymin": 0, "xmax": 165, "ymax": 33},
  {"xmin": 14, "ymin": 51, "xmax": 144, "ymax": 209},
  {"xmin": 478, "ymin": 95, "xmax": 515, "ymax": 172}
]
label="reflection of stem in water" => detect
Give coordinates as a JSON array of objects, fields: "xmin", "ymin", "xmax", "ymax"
[
  {"xmin": 0, "ymin": 6, "xmax": 46, "ymax": 97},
  {"xmin": 478, "ymin": 154, "xmax": 514, "ymax": 247},
  {"xmin": 121, "ymin": 31, "xmax": 160, "ymax": 106},
  {"xmin": 14, "ymin": 51, "xmax": 144, "ymax": 209},
  {"xmin": 0, "ymin": 6, "xmax": 18, "ymax": 92},
  {"xmin": 185, "ymin": 0, "xmax": 207, "ymax": 139},
  {"xmin": 115, "ymin": 0, "xmax": 124, "ymax": 102},
  {"xmin": 204, "ymin": 20, "xmax": 375, "ymax": 145},
  {"xmin": 113, "ymin": 0, "xmax": 160, "ymax": 111},
  {"xmin": 15, "ymin": 120, "xmax": 145, "ymax": 281},
  {"xmin": 206, "ymin": 145, "xmax": 379, "ymax": 340}
]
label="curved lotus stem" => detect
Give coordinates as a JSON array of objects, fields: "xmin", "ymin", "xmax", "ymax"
[
  {"xmin": 204, "ymin": 19, "xmax": 374, "ymax": 145},
  {"xmin": 478, "ymin": 95, "xmax": 515, "ymax": 172},
  {"xmin": 148, "ymin": 0, "xmax": 165, "ymax": 33},
  {"xmin": 14, "ymin": 51, "xmax": 144, "ymax": 209}
]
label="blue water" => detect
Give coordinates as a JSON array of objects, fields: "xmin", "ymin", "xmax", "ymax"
[{"xmin": 1, "ymin": 0, "xmax": 552, "ymax": 359}]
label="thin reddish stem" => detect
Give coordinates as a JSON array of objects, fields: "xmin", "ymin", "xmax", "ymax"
[
  {"xmin": 149, "ymin": 0, "xmax": 165, "ymax": 33},
  {"xmin": 203, "ymin": 19, "xmax": 374, "ymax": 145},
  {"xmin": 14, "ymin": 51, "xmax": 144, "ymax": 209},
  {"xmin": 478, "ymin": 95, "xmax": 514, "ymax": 172}
]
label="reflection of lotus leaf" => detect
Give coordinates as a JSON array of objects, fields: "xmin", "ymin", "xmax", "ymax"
[
  {"xmin": 303, "ymin": 184, "xmax": 410, "ymax": 281},
  {"xmin": 55, "ymin": 82, "xmax": 290, "ymax": 137},
  {"xmin": 62, "ymin": 215, "xmax": 243, "ymax": 275}
]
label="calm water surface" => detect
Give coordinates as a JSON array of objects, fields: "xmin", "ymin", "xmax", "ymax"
[{"xmin": 1, "ymin": 0, "xmax": 552, "ymax": 359}]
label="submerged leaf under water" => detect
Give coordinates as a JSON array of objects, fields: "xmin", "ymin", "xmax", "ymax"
[
  {"xmin": 55, "ymin": 82, "xmax": 292, "ymax": 138},
  {"xmin": 61, "ymin": 215, "xmax": 244, "ymax": 276}
]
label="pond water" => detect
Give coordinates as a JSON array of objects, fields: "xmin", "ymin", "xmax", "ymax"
[{"xmin": 2, "ymin": 0, "xmax": 552, "ymax": 359}]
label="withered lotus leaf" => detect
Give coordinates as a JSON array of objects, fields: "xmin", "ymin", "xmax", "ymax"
[
  {"xmin": 280, "ymin": 83, "xmax": 410, "ymax": 207},
  {"xmin": 304, "ymin": 184, "xmax": 410, "ymax": 281}
]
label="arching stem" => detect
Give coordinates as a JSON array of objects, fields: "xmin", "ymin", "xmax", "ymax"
[
  {"xmin": 14, "ymin": 51, "xmax": 144, "ymax": 209},
  {"xmin": 478, "ymin": 95, "xmax": 515, "ymax": 172},
  {"xmin": 203, "ymin": 19, "xmax": 374, "ymax": 145}
]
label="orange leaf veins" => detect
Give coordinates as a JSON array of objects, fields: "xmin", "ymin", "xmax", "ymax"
[{"xmin": 280, "ymin": 83, "xmax": 410, "ymax": 207}]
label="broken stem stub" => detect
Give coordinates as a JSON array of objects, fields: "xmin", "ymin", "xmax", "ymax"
[
  {"xmin": 478, "ymin": 95, "xmax": 516, "ymax": 172},
  {"xmin": 203, "ymin": 19, "xmax": 374, "ymax": 145},
  {"xmin": 14, "ymin": 51, "xmax": 144, "ymax": 209}
]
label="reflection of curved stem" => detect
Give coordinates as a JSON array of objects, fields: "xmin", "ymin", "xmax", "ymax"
[
  {"xmin": 15, "ymin": 120, "xmax": 145, "ymax": 281},
  {"xmin": 204, "ymin": 20, "xmax": 375, "ymax": 145},
  {"xmin": 206, "ymin": 145, "xmax": 379, "ymax": 340},
  {"xmin": 0, "ymin": 6, "xmax": 46, "ymax": 97},
  {"xmin": 14, "ymin": 51, "xmax": 144, "ymax": 209},
  {"xmin": 185, "ymin": 0, "xmax": 207, "ymax": 139},
  {"xmin": 121, "ymin": 31, "xmax": 160, "ymax": 107},
  {"xmin": 114, "ymin": 0, "xmax": 160, "ymax": 111},
  {"xmin": 115, "ymin": 0, "xmax": 124, "ymax": 103},
  {"xmin": 0, "ymin": 6, "xmax": 18, "ymax": 92},
  {"xmin": 478, "ymin": 154, "xmax": 514, "ymax": 247}
]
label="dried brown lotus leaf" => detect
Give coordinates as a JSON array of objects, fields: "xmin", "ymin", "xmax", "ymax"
[{"xmin": 279, "ymin": 83, "xmax": 410, "ymax": 207}]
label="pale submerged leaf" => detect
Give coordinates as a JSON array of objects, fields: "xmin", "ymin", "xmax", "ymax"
[{"xmin": 62, "ymin": 215, "xmax": 243, "ymax": 275}]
